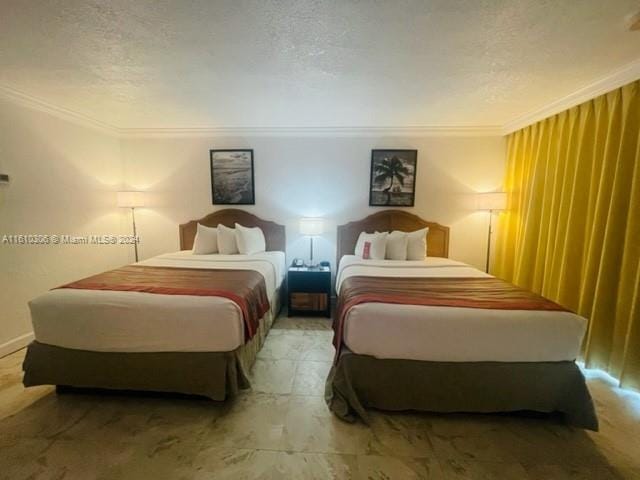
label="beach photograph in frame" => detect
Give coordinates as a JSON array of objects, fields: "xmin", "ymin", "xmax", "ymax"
[{"xmin": 210, "ymin": 149, "xmax": 255, "ymax": 204}]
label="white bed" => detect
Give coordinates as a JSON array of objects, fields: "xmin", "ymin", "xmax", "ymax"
[
  {"xmin": 29, "ymin": 250, "xmax": 285, "ymax": 353},
  {"xmin": 327, "ymin": 211, "xmax": 598, "ymax": 429},
  {"xmin": 337, "ymin": 255, "xmax": 587, "ymax": 363}
]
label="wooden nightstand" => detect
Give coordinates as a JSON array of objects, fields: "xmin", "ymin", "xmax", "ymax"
[{"xmin": 287, "ymin": 265, "xmax": 331, "ymax": 317}]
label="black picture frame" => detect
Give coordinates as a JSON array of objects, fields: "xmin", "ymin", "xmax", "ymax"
[
  {"xmin": 210, "ymin": 149, "xmax": 255, "ymax": 205},
  {"xmin": 369, "ymin": 149, "xmax": 418, "ymax": 207}
]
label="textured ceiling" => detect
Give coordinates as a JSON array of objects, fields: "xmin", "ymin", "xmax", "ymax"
[{"xmin": 1, "ymin": 0, "xmax": 639, "ymax": 129}]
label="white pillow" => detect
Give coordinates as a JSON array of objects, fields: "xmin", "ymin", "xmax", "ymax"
[
  {"xmin": 354, "ymin": 232, "xmax": 387, "ymax": 260},
  {"xmin": 217, "ymin": 224, "xmax": 239, "ymax": 254},
  {"xmin": 386, "ymin": 231, "xmax": 409, "ymax": 260},
  {"xmin": 192, "ymin": 223, "xmax": 218, "ymax": 254},
  {"xmin": 235, "ymin": 223, "xmax": 266, "ymax": 255},
  {"xmin": 407, "ymin": 228, "xmax": 429, "ymax": 260}
]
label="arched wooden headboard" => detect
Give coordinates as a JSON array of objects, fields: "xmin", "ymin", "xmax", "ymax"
[
  {"xmin": 179, "ymin": 209, "xmax": 286, "ymax": 252},
  {"xmin": 336, "ymin": 210, "xmax": 449, "ymax": 265}
]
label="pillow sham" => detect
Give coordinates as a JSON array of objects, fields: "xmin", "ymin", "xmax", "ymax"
[
  {"xmin": 217, "ymin": 224, "xmax": 239, "ymax": 254},
  {"xmin": 354, "ymin": 232, "xmax": 387, "ymax": 260},
  {"xmin": 192, "ymin": 223, "xmax": 218, "ymax": 254},
  {"xmin": 385, "ymin": 231, "xmax": 409, "ymax": 260},
  {"xmin": 406, "ymin": 227, "xmax": 429, "ymax": 260},
  {"xmin": 235, "ymin": 223, "xmax": 266, "ymax": 255}
]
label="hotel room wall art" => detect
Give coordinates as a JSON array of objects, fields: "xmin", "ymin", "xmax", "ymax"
[
  {"xmin": 369, "ymin": 149, "xmax": 417, "ymax": 207},
  {"xmin": 210, "ymin": 149, "xmax": 255, "ymax": 205}
]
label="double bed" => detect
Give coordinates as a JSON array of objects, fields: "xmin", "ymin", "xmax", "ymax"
[
  {"xmin": 23, "ymin": 209, "xmax": 286, "ymax": 400},
  {"xmin": 326, "ymin": 210, "xmax": 598, "ymax": 430}
]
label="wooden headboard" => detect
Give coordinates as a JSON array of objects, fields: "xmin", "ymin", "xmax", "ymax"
[
  {"xmin": 179, "ymin": 209, "xmax": 286, "ymax": 252},
  {"xmin": 336, "ymin": 210, "xmax": 450, "ymax": 265}
]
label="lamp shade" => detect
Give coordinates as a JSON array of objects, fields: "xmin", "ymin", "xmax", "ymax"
[
  {"xmin": 117, "ymin": 191, "xmax": 146, "ymax": 208},
  {"xmin": 476, "ymin": 192, "xmax": 507, "ymax": 211},
  {"xmin": 299, "ymin": 217, "xmax": 324, "ymax": 236}
]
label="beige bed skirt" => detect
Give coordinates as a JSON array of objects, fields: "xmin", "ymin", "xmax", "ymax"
[
  {"xmin": 23, "ymin": 291, "xmax": 281, "ymax": 400},
  {"xmin": 326, "ymin": 351, "xmax": 599, "ymax": 431}
]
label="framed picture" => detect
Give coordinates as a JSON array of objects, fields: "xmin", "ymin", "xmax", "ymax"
[
  {"xmin": 210, "ymin": 149, "xmax": 255, "ymax": 205},
  {"xmin": 369, "ymin": 149, "xmax": 418, "ymax": 206}
]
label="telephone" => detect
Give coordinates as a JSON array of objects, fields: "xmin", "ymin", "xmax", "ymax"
[{"xmin": 291, "ymin": 259, "xmax": 330, "ymax": 268}]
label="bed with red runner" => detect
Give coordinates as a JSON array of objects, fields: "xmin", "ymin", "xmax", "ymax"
[
  {"xmin": 23, "ymin": 210, "xmax": 285, "ymax": 401},
  {"xmin": 325, "ymin": 210, "xmax": 598, "ymax": 430}
]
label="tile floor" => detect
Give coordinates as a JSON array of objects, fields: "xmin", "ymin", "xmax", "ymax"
[{"xmin": 1, "ymin": 315, "xmax": 639, "ymax": 479}]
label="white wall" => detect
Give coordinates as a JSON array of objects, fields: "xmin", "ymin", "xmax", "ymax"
[
  {"xmin": 0, "ymin": 97, "xmax": 505, "ymax": 355},
  {"xmin": 0, "ymin": 99, "xmax": 130, "ymax": 355},
  {"xmin": 122, "ymin": 135, "xmax": 505, "ymax": 273}
]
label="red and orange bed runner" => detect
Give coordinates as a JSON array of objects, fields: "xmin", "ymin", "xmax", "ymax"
[
  {"xmin": 56, "ymin": 265, "xmax": 270, "ymax": 341},
  {"xmin": 333, "ymin": 276, "xmax": 570, "ymax": 359}
]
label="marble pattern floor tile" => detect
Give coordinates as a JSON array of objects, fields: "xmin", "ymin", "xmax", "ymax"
[
  {"xmin": 292, "ymin": 360, "xmax": 332, "ymax": 396},
  {"xmin": 282, "ymin": 395, "xmax": 374, "ymax": 455},
  {"xmin": 523, "ymin": 463, "xmax": 628, "ymax": 480},
  {"xmin": 367, "ymin": 412, "xmax": 436, "ymax": 458},
  {"xmin": 439, "ymin": 459, "xmax": 531, "ymax": 479},
  {"xmin": 257, "ymin": 331, "xmax": 310, "ymax": 360},
  {"xmin": 248, "ymin": 358, "xmax": 297, "ymax": 394},
  {"xmin": 191, "ymin": 448, "xmax": 357, "ymax": 480},
  {"xmin": 0, "ymin": 348, "xmax": 53, "ymax": 421},
  {"xmin": 1, "ymin": 316, "xmax": 640, "ymax": 479},
  {"xmin": 357, "ymin": 454, "xmax": 443, "ymax": 479},
  {"xmin": 271, "ymin": 316, "xmax": 332, "ymax": 331},
  {"xmin": 202, "ymin": 392, "xmax": 290, "ymax": 451},
  {"xmin": 299, "ymin": 339, "xmax": 336, "ymax": 361}
]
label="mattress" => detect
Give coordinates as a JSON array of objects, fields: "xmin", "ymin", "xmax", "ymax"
[
  {"xmin": 337, "ymin": 255, "xmax": 587, "ymax": 362},
  {"xmin": 29, "ymin": 250, "xmax": 285, "ymax": 353}
]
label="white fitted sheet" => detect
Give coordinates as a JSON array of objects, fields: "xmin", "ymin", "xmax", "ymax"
[
  {"xmin": 29, "ymin": 251, "xmax": 285, "ymax": 353},
  {"xmin": 337, "ymin": 255, "xmax": 587, "ymax": 362}
]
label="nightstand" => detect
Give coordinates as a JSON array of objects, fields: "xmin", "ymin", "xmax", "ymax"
[{"xmin": 287, "ymin": 265, "xmax": 331, "ymax": 317}]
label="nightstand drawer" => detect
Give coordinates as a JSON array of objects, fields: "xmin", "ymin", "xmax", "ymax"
[
  {"xmin": 287, "ymin": 265, "xmax": 331, "ymax": 317},
  {"xmin": 290, "ymin": 292, "xmax": 328, "ymax": 311},
  {"xmin": 288, "ymin": 271, "xmax": 330, "ymax": 292}
]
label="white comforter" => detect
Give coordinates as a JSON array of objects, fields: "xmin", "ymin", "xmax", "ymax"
[
  {"xmin": 337, "ymin": 255, "xmax": 587, "ymax": 362},
  {"xmin": 29, "ymin": 251, "xmax": 285, "ymax": 353}
]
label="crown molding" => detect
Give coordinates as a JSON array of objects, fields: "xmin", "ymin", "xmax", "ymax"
[
  {"xmin": 0, "ymin": 85, "xmax": 502, "ymax": 137},
  {"xmin": 3, "ymin": 56, "xmax": 639, "ymax": 139},
  {"xmin": 0, "ymin": 84, "xmax": 119, "ymax": 135},
  {"xmin": 117, "ymin": 125, "xmax": 504, "ymax": 138},
  {"xmin": 502, "ymin": 58, "xmax": 640, "ymax": 135}
]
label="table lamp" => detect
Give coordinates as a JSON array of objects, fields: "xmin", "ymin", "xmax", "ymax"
[{"xmin": 299, "ymin": 217, "xmax": 324, "ymax": 267}]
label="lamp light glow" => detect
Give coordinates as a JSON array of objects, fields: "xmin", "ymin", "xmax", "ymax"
[
  {"xmin": 475, "ymin": 192, "xmax": 507, "ymax": 211},
  {"xmin": 299, "ymin": 217, "xmax": 324, "ymax": 266},
  {"xmin": 299, "ymin": 217, "xmax": 325, "ymax": 236},
  {"xmin": 117, "ymin": 191, "xmax": 146, "ymax": 208}
]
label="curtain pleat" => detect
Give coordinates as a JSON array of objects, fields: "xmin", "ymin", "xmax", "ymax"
[{"xmin": 494, "ymin": 80, "xmax": 640, "ymax": 390}]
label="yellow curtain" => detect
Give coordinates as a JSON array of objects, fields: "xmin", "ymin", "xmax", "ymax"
[{"xmin": 494, "ymin": 80, "xmax": 640, "ymax": 390}]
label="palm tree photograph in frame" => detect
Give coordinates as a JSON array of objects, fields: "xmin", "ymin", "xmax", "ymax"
[{"xmin": 369, "ymin": 149, "xmax": 418, "ymax": 206}]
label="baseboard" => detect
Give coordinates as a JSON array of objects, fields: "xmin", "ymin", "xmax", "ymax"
[{"xmin": 0, "ymin": 332, "xmax": 34, "ymax": 358}]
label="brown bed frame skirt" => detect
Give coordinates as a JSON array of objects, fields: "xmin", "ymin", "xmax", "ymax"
[
  {"xmin": 23, "ymin": 290, "xmax": 281, "ymax": 401},
  {"xmin": 326, "ymin": 351, "xmax": 599, "ymax": 431}
]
